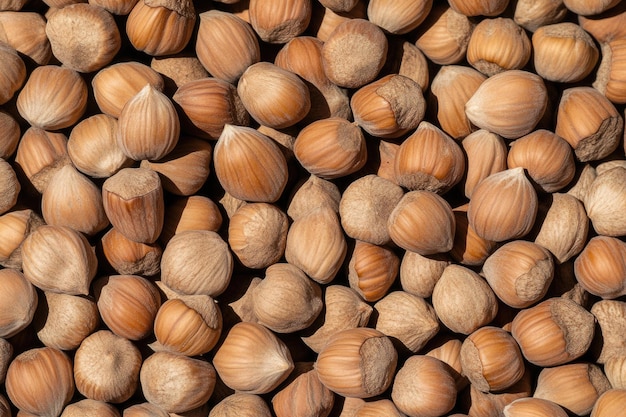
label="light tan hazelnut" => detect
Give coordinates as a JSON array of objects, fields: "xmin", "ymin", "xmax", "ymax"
[
  {"xmin": 590, "ymin": 300, "xmax": 626, "ymax": 363},
  {"xmin": 61, "ymin": 399, "xmax": 121, "ymax": 417},
  {"xmin": 555, "ymin": 86, "xmax": 623, "ymax": 162},
  {"xmin": 514, "ymin": 0, "xmax": 568, "ymax": 32},
  {"xmin": 534, "ymin": 363, "xmax": 611, "ymax": 416},
  {"xmin": 208, "ymin": 393, "xmax": 272, "ymax": 417},
  {"xmin": 0, "ymin": 159, "xmax": 18, "ymax": 216},
  {"xmin": 172, "ymin": 77, "xmax": 248, "ymax": 140},
  {"xmin": 585, "ymin": 166, "xmax": 626, "ymax": 236},
  {"xmin": 117, "ymin": 84, "xmax": 180, "ymax": 162},
  {"xmin": 0, "ymin": 269, "xmax": 37, "ymax": 339},
  {"xmin": 388, "ymin": 190, "xmax": 455, "ymax": 256},
  {"xmin": 213, "ymin": 322, "xmax": 294, "ymax": 394},
  {"xmin": 45, "ymin": 3, "xmax": 121, "ymax": 73},
  {"xmin": 99, "ymin": 227, "xmax": 162, "ymax": 277},
  {"xmin": 285, "ymin": 207, "xmax": 347, "ymax": 284},
  {"xmin": 425, "ymin": 336, "xmax": 468, "ymax": 390},
  {"xmin": 605, "ymin": 354, "xmax": 626, "ymax": 389},
  {"xmin": 591, "ymin": 389, "xmax": 626, "ymax": 417},
  {"xmin": 532, "ymin": 22, "xmax": 599, "ymax": 83},
  {"xmin": 563, "ymin": 0, "xmax": 620, "ymax": 15},
  {"xmin": 507, "ymin": 130, "xmax": 575, "ymax": 193},
  {"xmin": 214, "ymin": 124, "xmax": 288, "ymax": 203},
  {"xmin": 503, "ymin": 397, "xmax": 568, "ymax": 417},
  {"xmin": 399, "ymin": 250, "xmax": 450, "ymax": 298},
  {"xmin": 339, "ymin": 175, "xmax": 404, "ymax": 246},
  {"xmin": 248, "ymin": 0, "xmax": 311, "ymax": 43},
  {"xmin": 367, "ymin": 0, "xmax": 431, "ymax": 34},
  {"xmin": 432, "ymin": 264, "xmax": 498, "ymax": 334},
  {"xmin": 74, "ymin": 330, "xmax": 141, "ymax": 403},
  {"xmin": 394, "ymin": 121, "xmax": 465, "ymax": 193},
  {"xmin": 272, "ymin": 364, "xmax": 334, "ymax": 417},
  {"xmin": 94, "ymin": 275, "xmax": 161, "ymax": 341},
  {"xmin": 33, "ymin": 291, "xmax": 99, "ymax": 351},
  {"xmin": 374, "ymin": 291, "xmax": 439, "ymax": 353},
  {"xmin": 574, "ymin": 236, "xmax": 626, "ymax": 299},
  {"xmin": 391, "ymin": 355, "xmax": 457, "ymax": 417},
  {"xmin": 0, "ymin": 338, "xmax": 12, "ymax": 384},
  {"xmin": 0, "ymin": 12, "xmax": 52, "ymax": 65},
  {"xmin": 415, "ymin": 3, "xmax": 473, "ymax": 65},
  {"xmin": 16, "ymin": 65, "xmax": 87, "ymax": 131},
  {"xmin": 21, "ymin": 225, "xmax": 97, "ymax": 295},
  {"xmin": 468, "ymin": 369, "xmax": 532, "ymax": 417},
  {"xmin": 348, "ymin": 241, "xmax": 399, "ymax": 302},
  {"xmin": 0, "ymin": 43, "xmax": 25, "ymax": 105},
  {"xmin": 0, "ymin": 111, "xmax": 19, "ymax": 160},
  {"xmin": 102, "ymin": 167, "xmax": 164, "ymax": 244},
  {"xmin": 5, "ymin": 347, "xmax": 74, "ymax": 417},
  {"xmin": 123, "ymin": 402, "xmax": 169, "ymax": 417},
  {"xmin": 321, "ymin": 18, "xmax": 387, "ymax": 88},
  {"xmin": 153, "ymin": 295, "xmax": 222, "ymax": 356},
  {"xmin": 196, "ymin": 10, "xmax": 260, "ymax": 83},
  {"xmin": 301, "ymin": 285, "xmax": 373, "ymax": 353},
  {"xmin": 126, "ymin": 0, "xmax": 196, "ymax": 56},
  {"xmin": 431, "ymin": 66, "xmax": 486, "ymax": 140},
  {"xmin": 468, "ymin": 168, "xmax": 539, "ymax": 242},
  {"xmin": 160, "ymin": 230, "xmax": 233, "ymax": 297},
  {"xmin": 140, "ymin": 352, "xmax": 216, "ymax": 414},
  {"xmin": 287, "ymin": 174, "xmax": 341, "ymax": 221},
  {"xmin": 511, "ymin": 297, "xmax": 595, "ymax": 367},
  {"xmin": 465, "ymin": 70, "xmax": 548, "ymax": 140},
  {"xmin": 462, "ymin": 129, "xmax": 507, "ymax": 199},
  {"xmin": 310, "ymin": 1, "xmax": 367, "ymax": 42},
  {"xmin": 448, "ymin": 0, "xmax": 509, "ymax": 16},
  {"xmin": 315, "ymin": 328, "xmax": 397, "ymax": 398},
  {"xmin": 0, "ymin": 209, "xmax": 43, "ymax": 269},
  {"xmin": 42, "ymin": 165, "xmax": 109, "ymax": 236},
  {"xmin": 160, "ymin": 195, "xmax": 222, "ymax": 245},
  {"xmin": 482, "ymin": 240, "xmax": 554, "ymax": 308},
  {"xmin": 461, "ymin": 326, "xmax": 525, "ymax": 392},
  {"xmin": 567, "ymin": 163, "xmax": 597, "ymax": 204},
  {"xmin": 467, "ymin": 18, "xmax": 531, "ymax": 76},
  {"xmin": 252, "ymin": 263, "xmax": 323, "ymax": 333},
  {"xmin": 88, "ymin": 0, "xmax": 139, "ymax": 15},
  {"xmin": 534, "ymin": 193, "xmax": 589, "ymax": 263},
  {"xmin": 92, "ymin": 61, "xmax": 164, "ymax": 118},
  {"xmin": 228, "ymin": 203, "xmax": 288, "ymax": 269},
  {"xmin": 578, "ymin": 2, "xmax": 626, "ymax": 42},
  {"xmin": 384, "ymin": 39, "xmax": 430, "ymax": 91},
  {"xmin": 140, "ymin": 137, "xmax": 212, "ymax": 197}
]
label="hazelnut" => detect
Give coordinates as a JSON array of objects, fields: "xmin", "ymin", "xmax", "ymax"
[
  {"xmin": 140, "ymin": 351, "xmax": 216, "ymax": 414},
  {"xmin": 0, "ymin": 269, "xmax": 37, "ymax": 339},
  {"xmin": 5, "ymin": 347, "xmax": 74, "ymax": 417},
  {"xmin": 321, "ymin": 18, "xmax": 388, "ymax": 88},
  {"xmin": 21, "ymin": 225, "xmax": 98, "ymax": 295},
  {"xmin": 391, "ymin": 355, "xmax": 457, "ymax": 417},
  {"xmin": 272, "ymin": 364, "xmax": 334, "ymax": 417},
  {"xmin": 61, "ymin": 399, "xmax": 121, "ymax": 417},
  {"xmin": 228, "ymin": 203, "xmax": 288, "ymax": 269},
  {"xmin": 0, "ymin": 209, "xmax": 43, "ymax": 269},
  {"xmin": 0, "ymin": 111, "xmax": 20, "ymax": 159},
  {"xmin": 451, "ymin": 204, "xmax": 497, "ymax": 266},
  {"xmin": 532, "ymin": 22, "xmax": 599, "ymax": 83},
  {"xmin": 605, "ymin": 354, "xmax": 626, "ymax": 389},
  {"xmin": 150, "ymin": 54, "xmax": 209, "ymax": 92},
  {"xmin": 74, "ymin": 330, "xmax": 142, "ymax": 403},
  {"xmin": 514, "ymin": 0, "xmax": 568, "ymax": 32},
  {"xmin": 99, "ymin": 227, "xmax": 162, "ymax": 277},
  {"xmin": 562, "ymin": 0, "xmax": 621, "ymax": 15},
  {"xmin": 45, "ymin": 3, "xmax": 121, "ymax": 73},
  {"xmin": 399, "ymin": 250, "xmax": 450, "ymax": 298},
  {"xmin": 432, "ymin": 264, "xmax": 498, "ymax": 334},
  {"xmin": 0, "ymin": 338, "xmax": 12, "ymax": 384},
  {"xmin": 287, "ymin": 174, "xmax": 341, "ymax": 221},
  {"xmin": 448, "ymin": 0, "xmax": 509, "ymax": 16},
  {"xmin": 0, "ymin": 159, "xmax": 18, "ymax": 216},
  {"xmin": 425, "ymin": 336, "xmax": 468, "ymax": 390},
  {"xmin": 461, "ymin": 129, "xmax": 507, "ymax": 198},
  {"xmin": 94, "ymin": 275, "xmax": 161, "ymax": 341},
  {"xmin": 0, "ymin": 12, "xmax": 52, "ymax": 65},
  {"xmin": 503, "ymin": 397, "xmax": 568, "ymax": 417},
  {"xmin": 214, "ymin": 124, "xmax": 288, "ymax": 203},
  {"xmin": 196, "ymin": 10, "xmax": 260, "ymax": 83},
  {"xmin": 0, "ymin": 43, "xmax": 25, "ymax": 105},
  {"xmin": 591, "ymin": 389, "xmax": 626, "ymax": 417},
  {"xmin": 33, "ymin": 291, "xmax": 99, "ymax": 351},
  {"xmin": 482, "ymin": 240, "xmax": 554, "ymax": 308},
  {"xmin": 590, "ymin": 300, "xmax": 626, "ymax": 364},
  {"xmin": 585, "ymin": 166, "xmax": 626, "ymax": 236},
  {"xmin": 415, "ymin": 3, "xmax": 473, "ymax": 65},
  {"xmin": 102, "ymin": 167, "xmax": 165, "ymax": 244},
  {"xmin": 468, "ymin": 168, "xmax": 539, "ymax": 242},
  {"xmin": 574, "ymin": 235, "xmax": 626, "ymax": 299},
  {"xmin": 461, "ymin": 326, "xmax": 526, "ymax": 392},
  {"xmin": 126, "ymin": 0, "xmax": 196, "ymax": 56},
  {"xmin": 511, "ymin": 297, "xmax": 595, "ymax": 367},
  {"xmin": 16, "ymin": 65, "xmax": 87, "ymax": 131},
  {"xmin": 160, "ymin": 230, "xmax": 233, "ymax": 297},
  {"xmin": 248, "ymin": 0, "xmax": 311, "ymax": 44},
  {"xmin": 348, "ymin": 240, "xmax": 399, "ymax": 302},
  {"xmin": 88, "ymin": 0, "xmax": 139, "ymax": 15},
  {"xmin": 311, "ymin": 1, "xmax": 367, "ymax": 42},
  {"xmin": 160, "ymin": 195, "xmax": 222, "ymax": 245},
  {"xmin": 208, "ymin": 393, "xmax": 272, "ymax": 417},
  {"xmin": 578, "ymin": 2, "xmax": 626, "ymax": 42},
  {"xmin": 67, "ymin": 114, "xmax": 132, "ymax": 179},
  {"xmin": 465, "ymin": 70, "xmax": 548, "ymax": 139},
  {"xmin": 468, "ymin": 369, "xmax": 533, "ymax": 417},
  {"xmin": 116, "ymin": 84, "xmax": 180, "ymax": 162},
  {"xmin": 394, "ymin": 121, "xmax": 465, "ymax": 193},
  {"xmin": 367, "ymin": 0, "xmax": 432, "ymax": 34},
  {"xmin": 467, "ymin": 18, "xmax": 531, "ymax": 76},
  {"xmin": 315, "ymin": 328, "xmax": 397, "ymax": 398},
  {"xmin": 213, "ymin": 322, "xmax": 294, "ymax": 394},
  {"xmin": 339, "ymin": 174, "xmax": 404, "ymax": 245},
  {"xmin": 387, "ymin": 190, "xmax": 456, "ymax": 255}
]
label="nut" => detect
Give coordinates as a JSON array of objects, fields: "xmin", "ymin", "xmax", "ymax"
[
  {"xmin": 574, "ymin": 235, "xmax": 626, "ymax": 299},
  {"xmin": 415, "ymin": 3, "xmax": 473, "ymax": 65},
  {"xmin": 348, "ymin": 240, "xmax": 399, "ymax": 302},
  {"xmin": 367, "ymin": 0, "xmax": 432, "ymax": 34},
  {"xmin": 0, "ymin": 269, "xmax": 37, "ymax": 339},
  {"xmin": 272, "ymin": 364, "xmax": 334, "ymax": 417},
  {"xmin": 248, "ymin": 0, "xmax": 311, "ymax": 43}
]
